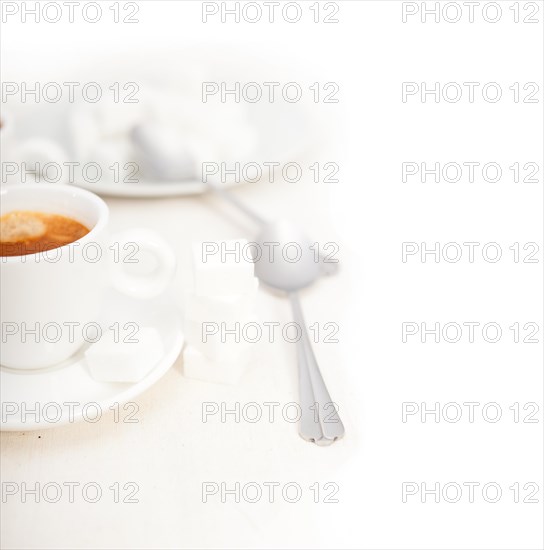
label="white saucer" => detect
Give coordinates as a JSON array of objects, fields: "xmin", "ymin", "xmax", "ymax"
[{"xmin": 0, "ymin": 290, "xmax": 184, "ymax": 431}]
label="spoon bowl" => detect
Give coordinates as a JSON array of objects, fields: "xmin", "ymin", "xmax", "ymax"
[{"xmin": 253, "ymin": 219, "xmax": 321, "ymax": 293}]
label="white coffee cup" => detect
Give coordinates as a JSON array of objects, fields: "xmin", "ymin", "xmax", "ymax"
[{"xmin": 0, "ymin": 184, "xmax": 176, "ymax": 370}]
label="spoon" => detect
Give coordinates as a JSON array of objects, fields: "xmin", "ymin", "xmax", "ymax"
[
  {"xmin": 131, "ymin": 138, "xmax": 344, "ymax": 443},
  {"xmin": 253, "ymin": 219, "xmax": 345, "ymax": 445},
  {"xmin": 208, "ymin": 184, "xmax": 344, "ymax": 444}
]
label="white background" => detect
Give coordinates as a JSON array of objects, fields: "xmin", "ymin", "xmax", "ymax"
[{"xmin": 1, "ymin": 1, "xmax": 543, "ymax": 549}]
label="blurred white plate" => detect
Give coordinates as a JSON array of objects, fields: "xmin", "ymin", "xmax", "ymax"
[
  {"xmin": 5, "ymin": 48, "xmax": 325, "ymax": 198},
  {"xmin": 0, "ymin": 290, "xmax": 184, "ymax": 431}
]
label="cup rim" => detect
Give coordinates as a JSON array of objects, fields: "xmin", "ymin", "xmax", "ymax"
[{"xmin": 0, "ymin": 183, "xmax": 109, "ymax": 263}]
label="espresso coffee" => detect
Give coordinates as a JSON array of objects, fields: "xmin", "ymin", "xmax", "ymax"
[{"xmin": 0, "ymin": 210, "xmax": 90, "ymax": 257}]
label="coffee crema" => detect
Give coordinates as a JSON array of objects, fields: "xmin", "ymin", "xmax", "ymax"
[{"xmin": 0, "ymin": 210, "xmax": 90, "ymax": 257}]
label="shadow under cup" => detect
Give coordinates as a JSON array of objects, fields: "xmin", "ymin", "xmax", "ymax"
[{"xmin": 0, "ymin": 184, "xmax": 110, "ymax": 370}]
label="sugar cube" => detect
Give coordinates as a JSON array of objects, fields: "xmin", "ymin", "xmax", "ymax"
[
  {"xmin": 184, "ymin": 277, "xmax": 258, "ymax": 325},
  {"xmin": 89, "ymin": 137, "xmax": 134, "ymax": 184},
  {"xmin": 17, "ymin": 138, "xmax": 69, "ymax": 181},
  {"xmin": 94, "ymin": 102, "xmax": 143, "ymax": 138}
]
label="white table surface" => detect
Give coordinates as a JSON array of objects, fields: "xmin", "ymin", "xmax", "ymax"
[
  {"xmin": 2, "ymin": 143, "xmax": 542, "ymax": 550},
  {"xmin": 2, "ymin": 160, "xmax": 543, "ymax": 550}
]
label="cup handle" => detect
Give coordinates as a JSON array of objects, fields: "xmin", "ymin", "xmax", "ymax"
[{"xmin": 109, "ymin": 228, "xmax": 176, "ymax": 299}]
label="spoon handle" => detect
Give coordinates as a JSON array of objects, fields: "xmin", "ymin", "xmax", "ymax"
[
  {"xmin": 295, "ymin": 330, "xmax": 325, "ymax": 443},
  {"xmin": 289, "ymin": 292, "xmax": 345, "ymax": 445},
  {"xmin": 207, "ymin": 182, "xmax": 267, "ymax": 227}
]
